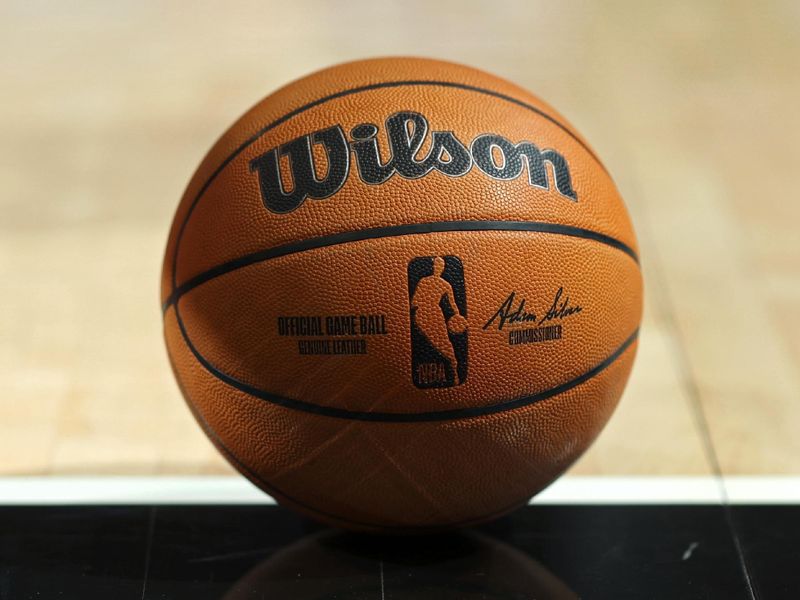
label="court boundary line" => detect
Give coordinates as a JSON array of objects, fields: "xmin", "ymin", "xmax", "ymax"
[{"xmin": 1, "ymin": 476, "xmax": 797, "ymax": 505}]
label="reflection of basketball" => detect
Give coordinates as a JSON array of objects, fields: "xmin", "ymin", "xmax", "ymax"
[
  {"xmin": 223, "ymin": 530, "xmax": 578, "ymax": 600},
  {"xmin": 446, "ymin": 314, "xmax": 468, "ymax": 335},
  {"xmin": 162, "ymin": 57, "xmax": 642, "ymax": 532}
]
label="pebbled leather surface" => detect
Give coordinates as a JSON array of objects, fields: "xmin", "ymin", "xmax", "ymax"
[
  {"xmin": 161, "ymin": 57, "xmax": 638, "ymax": 303},
  {"xmin": 177, "ymin": 232, "xmax": 640, "ymax": 415},
  {"xmin": 162, "ymin": 57, "xmax": 643, "ymax": 530},
  {"xmin": 166, "ymin": 307, "xmax": 637, "ymax": 531}
]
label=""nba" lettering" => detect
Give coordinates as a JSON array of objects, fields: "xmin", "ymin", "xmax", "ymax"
[{"xmin": 249, "ymin": 111, "xmax": 578, "ymax": 213}]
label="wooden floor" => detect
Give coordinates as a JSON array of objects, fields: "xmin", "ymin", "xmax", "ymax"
[{"xmin": 2, "ymin": 1, "xmax": 798, "ymax": 477}]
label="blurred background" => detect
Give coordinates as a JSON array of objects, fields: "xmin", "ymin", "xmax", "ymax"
[{"xmin": 2, "ymin": 0, "xmax": 798, "ymax": 479}]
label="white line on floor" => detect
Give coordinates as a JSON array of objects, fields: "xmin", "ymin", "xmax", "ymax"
[{"xmin": 0, "ymin": 475, "xmax": 797, "ymax": 505}]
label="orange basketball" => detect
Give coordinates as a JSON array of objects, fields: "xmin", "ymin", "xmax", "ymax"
[{"xmin": 161, "ymin": 57, "xmax": 642, "ymax": 532}]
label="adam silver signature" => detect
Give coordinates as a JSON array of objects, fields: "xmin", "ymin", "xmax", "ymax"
[{"xmin": 483, "ymin": 287, "xmax": 583, "ymax": 331}]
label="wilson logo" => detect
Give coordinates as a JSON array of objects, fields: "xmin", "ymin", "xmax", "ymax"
[{"xmin": 249, "ymin": 111, "xmax": 578, "ymax": 213}]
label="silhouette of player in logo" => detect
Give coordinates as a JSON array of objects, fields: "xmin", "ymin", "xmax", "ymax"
[{"xmin": 408, "ymin": 256, "xmax": 468, "ymax": 388}]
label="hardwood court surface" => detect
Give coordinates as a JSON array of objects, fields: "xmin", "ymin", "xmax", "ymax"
[{"xmin": 1, "ymin": 1, "xmax": 798, "ymax": 478}]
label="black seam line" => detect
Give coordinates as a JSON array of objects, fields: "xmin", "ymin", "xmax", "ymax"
[
  {"xmin": 169, "ymin": 78, "xmax": 608, "ymax": 296},
  {"xmin": 162, "ymin": 220, "xmax": 638, "ymax": 313},
  {"xmin": 174, "ymin": 296, "xmax": 638, "ymax": 423}
]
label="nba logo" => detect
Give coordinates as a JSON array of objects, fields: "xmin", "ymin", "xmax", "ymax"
[{"xmin": 408, "ymin": 256, "xmax": 468, "ymax": 389}]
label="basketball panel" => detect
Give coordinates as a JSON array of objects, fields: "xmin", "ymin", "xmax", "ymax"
[
  {"xmin": 165, "ymin": 306, "xmax": 638, "ymax": 530},
  {"xmin": 162, "ymin": 57, "xmax": 597, "ymax": 299},
  {"xmin": 166, "ymin": 86, "xmax": 634, "ymax": 298},
  {"xmin": 173, "ymin": 231, "xmax": 640, "ymax": 416}
]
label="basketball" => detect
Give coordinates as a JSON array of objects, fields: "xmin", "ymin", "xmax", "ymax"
[
  {"xmin": 161, "ymin": 57, "xmax": 642, "ymax": 532},
  {"xmin": 446, "ymin": 313, "xmax": 468, "ymax": 335}
]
